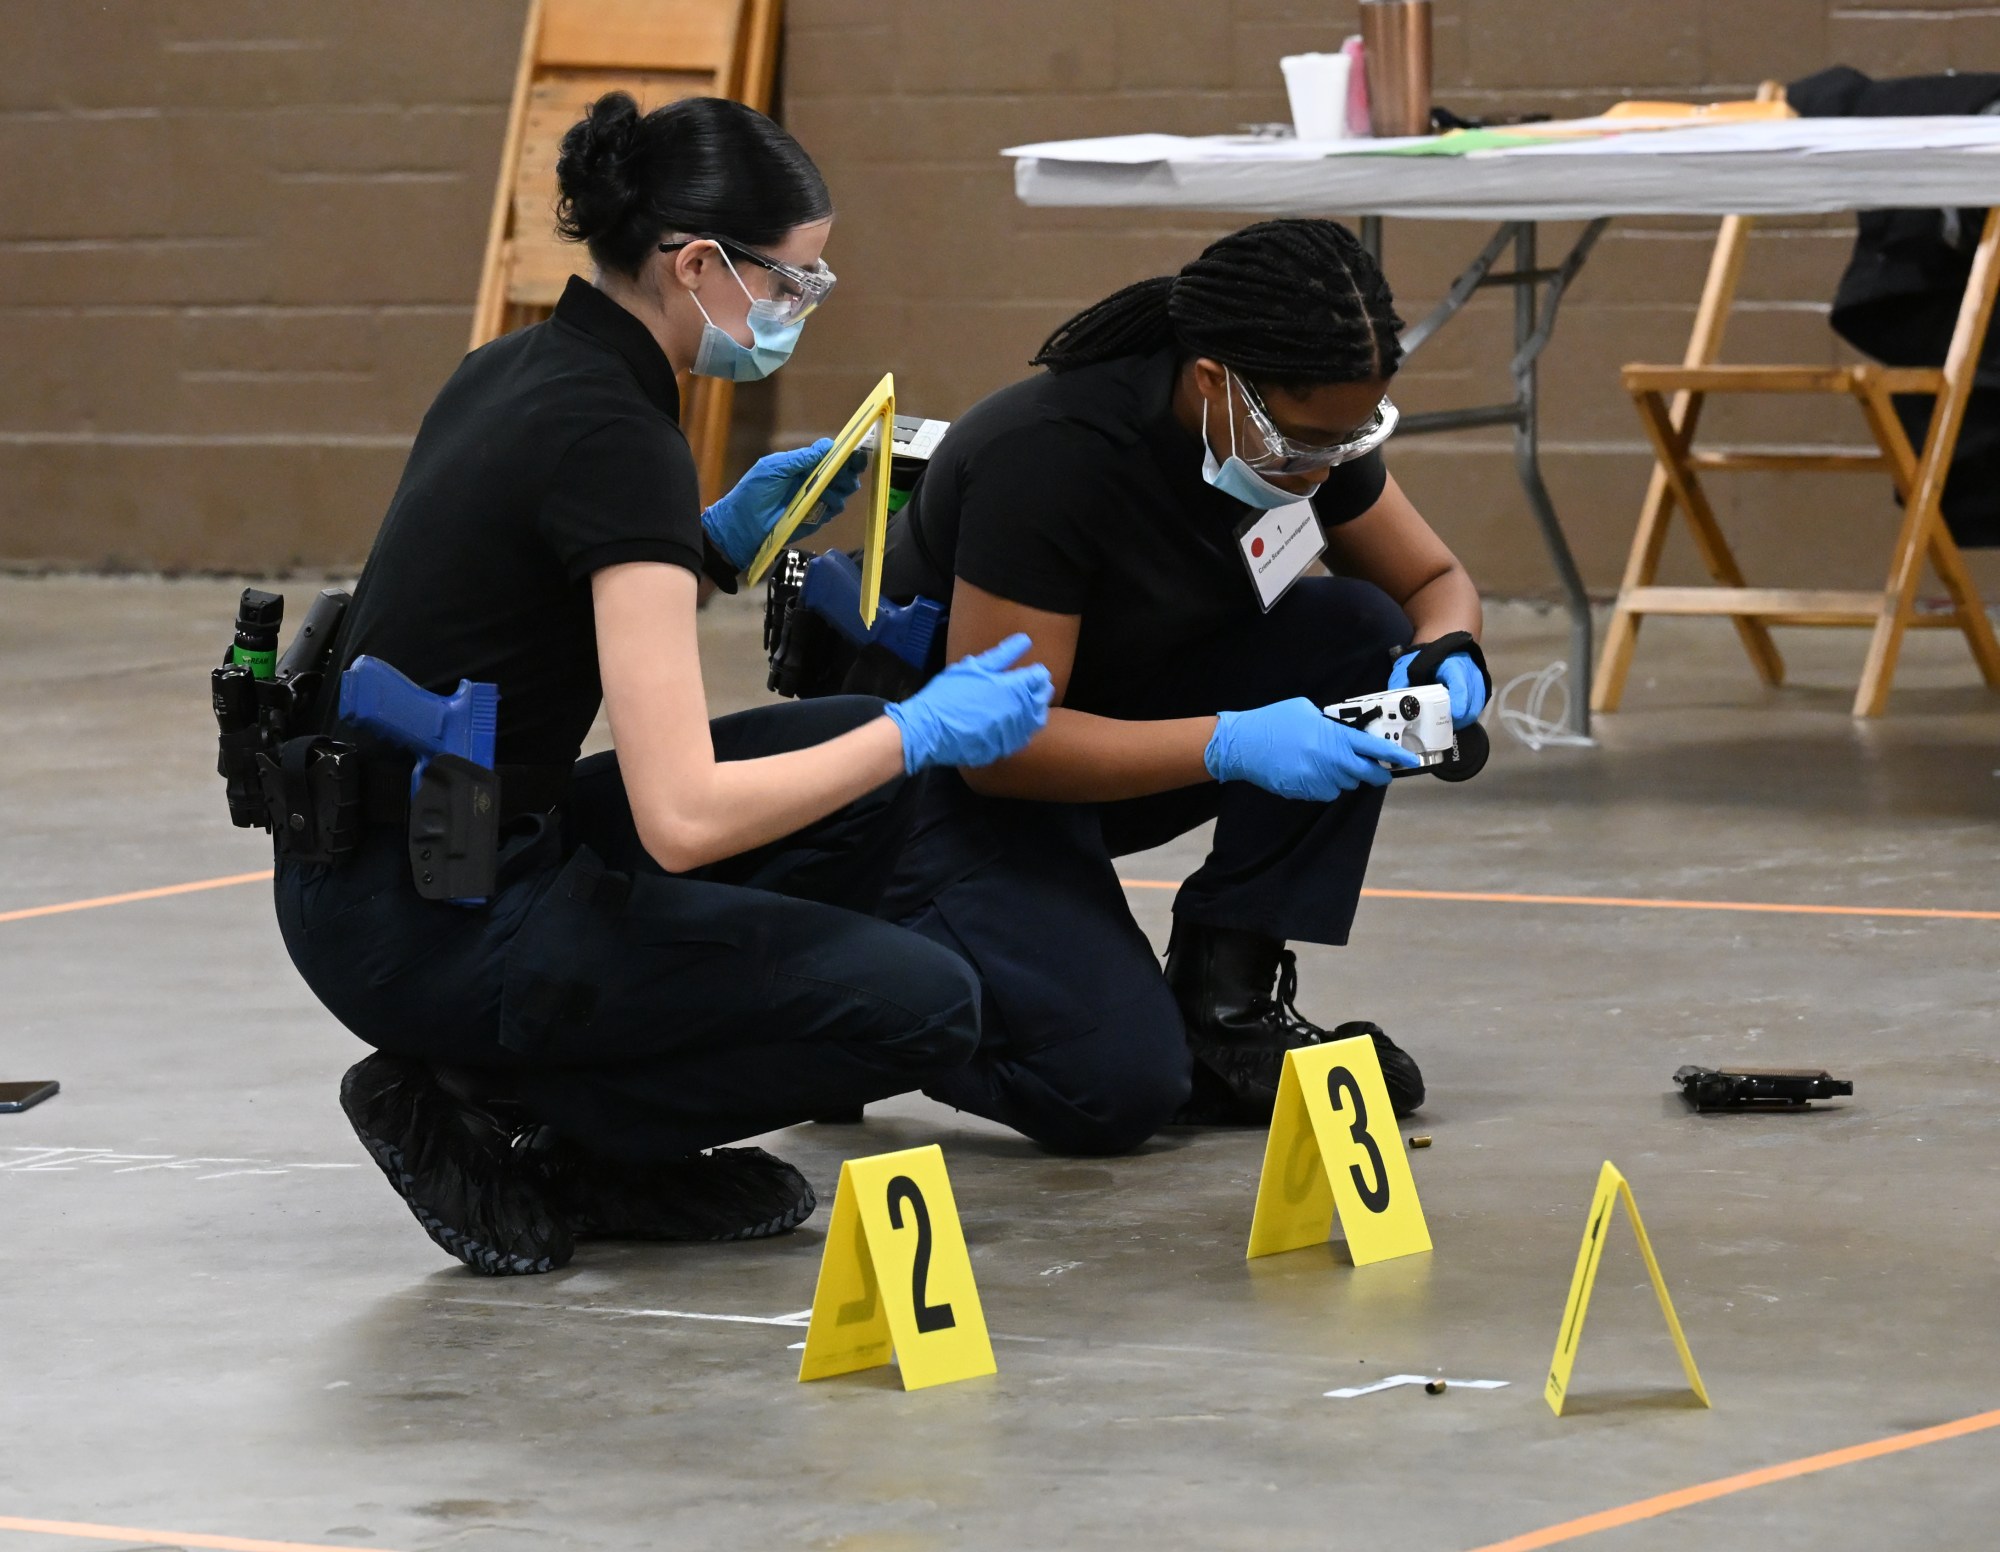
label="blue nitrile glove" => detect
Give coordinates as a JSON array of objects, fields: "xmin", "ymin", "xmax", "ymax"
[
  {"xmin": 701, "ymin": 437, "xmax": 870, "ymax": 571},
  {"xmin": 1204, "ymin": 697, "xmax": 1421, "ymax": 800},
  {"xmin": 882, "ymin": 633, "xmax": 1055, "ymax": 774},
  {"xmin": 1389, "ymin": 649, "xmax": 1488, "ymax": 728}
]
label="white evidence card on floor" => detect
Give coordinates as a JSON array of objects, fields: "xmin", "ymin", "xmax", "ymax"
[{"xmin": 1325, "ymin": 1375, "xmax": 1510, "ymax": 1399}]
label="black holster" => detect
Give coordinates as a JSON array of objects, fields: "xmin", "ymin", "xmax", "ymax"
[
  {"xmin": 763, "ymin": 548, "xmax": 938, "ymax": 704},
  {"xmin": 406, "ymin": 754, "xmax": 501, "ymax": 903}
]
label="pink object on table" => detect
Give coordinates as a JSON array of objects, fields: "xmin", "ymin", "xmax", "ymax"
[{"xmin": 1342, "ymin": 36, "xmax": 1372, "ymax": 138}]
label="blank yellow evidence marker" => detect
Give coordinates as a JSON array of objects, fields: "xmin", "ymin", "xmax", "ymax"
[
  {"xmin": 745, "ymin": 371, "xmax": 896, "ymax": 627},
  {"xmin": 798, "ymin": 1143, "xmax": 997, "ymax": 1392},
  {"xmin": 1544, "ymin": 1160, "xmax": 1711, "ymax": 1416},
  {"xmin": 1247, "ymin": 1035, "xmax": 1433, "ymax": 1266}
]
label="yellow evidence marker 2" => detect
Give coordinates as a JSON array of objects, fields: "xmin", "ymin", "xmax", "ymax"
[
  {"xmin": 744, "ymin": 371, "xmax": 896, "ymax": 627},
  {"xmin": 798, "ymin": 1143, "xmax": 997, "ymax": 1391},
  {"xmin": 1543, "ymin": 1160, "xmax": 1711, "ymax": 1416},
  {"xmin": 1246, "ymin": 1034, "xmax": 1433, "ymax": 1266}
]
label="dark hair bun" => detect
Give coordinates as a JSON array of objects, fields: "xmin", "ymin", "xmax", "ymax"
[
  {"xmin": 551, "ymin": 94, "xmax": 832, "ymax": 278},
  {"xmin": 555, "ymin": 91, "xmax": 648, "ymax": 249}
]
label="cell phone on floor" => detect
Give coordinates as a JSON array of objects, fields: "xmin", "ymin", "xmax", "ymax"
[{"xmin": 0, "ymin": 1081, "xmax": 59, "ymax": 1113}]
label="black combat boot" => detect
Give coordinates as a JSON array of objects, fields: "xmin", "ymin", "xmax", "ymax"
[
  {"xmin": 340, "ymin": 1052, "xmax": 574, "ymax": 1276},
  {"xmin": 1163, "ymin": 920, "xmax": 1424, "ymax": 1124}
]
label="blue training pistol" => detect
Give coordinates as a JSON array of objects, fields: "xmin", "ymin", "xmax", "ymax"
[
  {"xmin": 338, "ymin": 656, "xmax": 500, "ymax": 905},
  {"xmin": 799, "ymin": 548, "xmax": 943, "ymax": 670},
  {"xmin": 338, "ymin": 656, "xmax": 497, "ymax": 788}
]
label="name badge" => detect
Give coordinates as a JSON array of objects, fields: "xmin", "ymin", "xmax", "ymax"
[{"xmin": 1236, "ymin": 500, "xmax": 1326, "ymax": 612}]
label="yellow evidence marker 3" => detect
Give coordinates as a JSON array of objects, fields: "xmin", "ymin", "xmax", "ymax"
[
  {"xmin": 1543, "ymin": 1160, "xmax": 1711, "ymax": 1416},
  {"xmin": 798, "ymin": 1143, "xmax": 997, "ymax": 1391},
  {"xmin": 1246, "ymin": 1034, "xmax": 1433, "ymax": 1266}
]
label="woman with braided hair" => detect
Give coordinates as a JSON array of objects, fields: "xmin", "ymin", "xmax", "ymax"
[{"xmin": 873, "ymin": 217, "xmax": 1487, "ymax": 1154}]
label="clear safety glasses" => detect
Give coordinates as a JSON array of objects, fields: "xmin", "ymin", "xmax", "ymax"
[
  {"xmin": 1234, "ymin": 371, "xmax": 1399, "ymax": 476},
  {"xmin": 658, "ymin": 234, "xmax": 837, "ymax": 324}
]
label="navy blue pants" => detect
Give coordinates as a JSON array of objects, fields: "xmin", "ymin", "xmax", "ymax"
[
  {"xmin": 879, "ymin": 578, "xmax": 1412, "ymax": 1156},
  {"xmin": 276, "ymin": 697, "xmax": 981, "ymax": 1163}
]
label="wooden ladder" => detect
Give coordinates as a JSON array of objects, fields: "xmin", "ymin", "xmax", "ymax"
[{"xmin": 470, "ymin": 0, "xmax": 784, "ymax": 506}]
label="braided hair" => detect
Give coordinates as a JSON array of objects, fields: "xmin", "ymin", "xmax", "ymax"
[{"xmin": 1032, "ymin": 219, "xmax": 1402, "ymax": 388}]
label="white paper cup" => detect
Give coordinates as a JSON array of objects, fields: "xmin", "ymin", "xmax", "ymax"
[{"xmin": 1280, "ymin": 52, "xmax": 1354, "ymax": 142}]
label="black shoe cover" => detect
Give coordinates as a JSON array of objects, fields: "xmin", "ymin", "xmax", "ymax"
[
  {"xmin": 339, "ymin": 1051, "xmax": 573, "ymax": 1276},
  {"xmin": 548, "ymin": 1143, "xmax": 817, "ymax": 1242}
]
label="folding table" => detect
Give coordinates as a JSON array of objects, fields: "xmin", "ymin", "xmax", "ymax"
[{"xmin": 1007, "ymin": 118, "xmax": 2000, "ymax": 732}]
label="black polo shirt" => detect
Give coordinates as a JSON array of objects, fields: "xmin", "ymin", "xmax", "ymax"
[
  {"xmin": 880, "ymin": 349, "xmax": 1388, "ymax": 714},
  {"xmin": 330, "ymin": 276, "xmax": 705, "ymax": 768}
]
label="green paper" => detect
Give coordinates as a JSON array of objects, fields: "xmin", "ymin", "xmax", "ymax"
[{"xmin": 1369, "ymin": 128, "xmax": 1584, "ymax": 156}]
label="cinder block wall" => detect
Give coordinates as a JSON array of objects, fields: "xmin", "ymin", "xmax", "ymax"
[
  {"xmin": 6, "ymin": 0, "xmax": 2000, "ymax": 597},
  {"xmin": 777, "ymin": 0, "xmax": 2000, "ymax": 597}
]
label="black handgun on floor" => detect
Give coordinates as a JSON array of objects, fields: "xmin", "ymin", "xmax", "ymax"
[{"xmin": 1673, "ymin": 1065, "xmax": 1853, "ymax": 1111}]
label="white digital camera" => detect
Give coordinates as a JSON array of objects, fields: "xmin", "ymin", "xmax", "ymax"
[{"xmin": 1323, "ymin": 682, "xmax": 1487, "ymax": 782}]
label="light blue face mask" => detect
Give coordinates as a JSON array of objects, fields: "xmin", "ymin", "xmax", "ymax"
[
  {"xmin": 690, "ymin": 249, "xmax": 804, "ymax": 382},
  {"xmin": 1200, "ymin": 371, "xmax": 1305, "ymax": 510}
]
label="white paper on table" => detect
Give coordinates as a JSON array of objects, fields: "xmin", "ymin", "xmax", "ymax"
[
  {"xmin": 1002, "ymin": 134, "xmax": 1202, "ymax": 164},
  {"xmin": 1504, "ymin": 115, "xmax": 2000, "ymax": 159},
  {"xmin": 1007, "ymin": 116, "xmax": 2000, "ymax": 172},
  {"xmin": 1792, "ymin": 116, "xmax": 2000, "ymax": 154},
  {"xmin": 1002, "ymin": 117, "xmax": 1808, "ymax": 167},
  {"xmin": 1004, "ymin": 132, "xmax": 1441, "ymax": 164},
  {"xmin": 1203, "ymin": 135, "xmax": 1438, "ymax": 158}
]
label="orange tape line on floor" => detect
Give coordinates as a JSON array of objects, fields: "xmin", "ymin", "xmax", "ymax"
[
  {"xmin": 6, "ymin": 1410, "xmax": 1996, "ymax": 1552},
  {"xmin": 3, "ymin": 871, "xmax": 1996, "ymax": 928},
  {"xmin": 1462, "ymin": 1406, "xmax": 2000, "ymax": 1552},
  {"xmin": 0, "ymin": 1517, "xmax": 398, "ymax": 1552},
  {"xmin": 1121, "ymin": 879, "xmax": 2000, "ymax": 922},
  {"xmin": 0, "ymin": 871, "xmax": 271, "ymax": 925}
]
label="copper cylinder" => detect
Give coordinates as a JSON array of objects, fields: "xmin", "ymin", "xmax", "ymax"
[{"xmin": 1360, "ymin": 0, "xmax": 1434, "ymax": 137}]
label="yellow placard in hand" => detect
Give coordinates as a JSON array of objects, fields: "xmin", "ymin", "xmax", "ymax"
[
  {"xmin": 798, "ymin": 1144, "xmax": 996, "ymax": 1391},
  {"xmin": 1544, "ymin": 1160, "xmax": 1710, "ymax": 1416},
  {"xmin": 1246, "ymin": 1035, "xmax": 1433, "ymax": 1266},
  {"xmin": 744, "ymin": 371, "xmax": 895, "ymax": 627}
]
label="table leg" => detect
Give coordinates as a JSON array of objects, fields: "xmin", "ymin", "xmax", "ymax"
[
  {"xmin": 1395, "ymin": 218, "xmax": 1607, "ymax": 736},
  {"xmin": 1510, "ymin": 221, "xmax": 1597, "ymax": 735}
]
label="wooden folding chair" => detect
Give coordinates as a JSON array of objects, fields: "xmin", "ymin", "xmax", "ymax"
[
  {"xmin": 1594, "ymin": 98, "xmax": 2000, "ymax": 717},
  {"xmin": 470, "ymin": 0, "xmax": 784, "ymax": 506}
]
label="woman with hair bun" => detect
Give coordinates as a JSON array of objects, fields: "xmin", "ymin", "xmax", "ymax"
[
  {"xmin": 273, "ymin": 94, "xmax": 1050, "ymax": 1275},
  {"xmin": 877, "ymin": 219, "xmax": 1487, "ymax": 1155}
]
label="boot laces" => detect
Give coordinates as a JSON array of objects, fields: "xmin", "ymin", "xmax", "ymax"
[{"xmin": 1260, "ymin": 949, "xmax": 1328, "ymax": 1044}]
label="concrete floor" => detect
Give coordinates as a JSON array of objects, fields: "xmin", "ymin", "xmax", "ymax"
[{"xmin": 3, "ymin": 574, "xmax": 1997, "ymax": 1552}]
